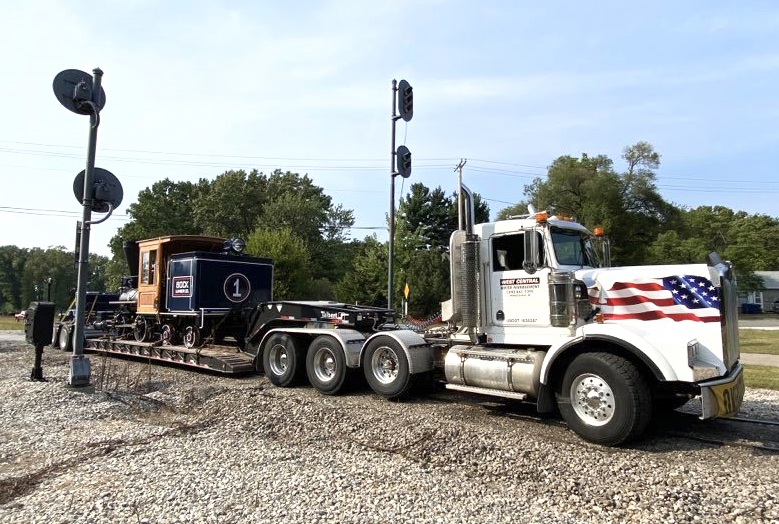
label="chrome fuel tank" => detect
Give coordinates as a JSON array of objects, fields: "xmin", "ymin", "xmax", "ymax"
[{"xmin": 444, "ymin": 345, "xmax": 545, "ymax": 397}]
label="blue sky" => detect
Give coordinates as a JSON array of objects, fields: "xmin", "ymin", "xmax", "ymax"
[{"xmin": 1, "ymin": 1, "xmax": 778, "ymax": 255}]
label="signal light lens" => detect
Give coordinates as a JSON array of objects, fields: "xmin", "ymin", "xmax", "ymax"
[
  {"xmin": 535, "ymin": 212, "xmax": 548, "ymax": 222},
  {"xmin": 594, "ymin": 227, "xmax": 605, "ymax": 236}
]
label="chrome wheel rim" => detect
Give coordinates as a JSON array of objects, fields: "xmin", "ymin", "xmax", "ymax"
[
  {"xmin": 570, "ymin": 373, "xmax": 615, "ymax": 427},
  {"xmin": 371, "ymin": 346, "xmax": 399, "ymax": 385},
  {"xmin": 269, "ymin": 343, "xmax": 289, "ymax": 376},
  {"xmin": 313, "ymin": 346, "xmax": 337, "ymax": 383}
]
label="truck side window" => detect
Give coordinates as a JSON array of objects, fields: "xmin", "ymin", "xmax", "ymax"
[
  {"xmin": 493, "ymin": 234, "xmax": 524, "ymax": 271},
  {"xmin": 492, "ymin": 233, "xmax": 545, "ymax": 271}
]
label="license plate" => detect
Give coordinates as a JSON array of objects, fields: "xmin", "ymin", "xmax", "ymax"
[{"xmin": 708, "ymin": 367, "xmax": 745, "ymax": 418}]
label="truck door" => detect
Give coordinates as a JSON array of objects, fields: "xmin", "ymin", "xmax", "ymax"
[{"xmin": 488, "ymin": 231, "xmax": 550, "ymax": 327}]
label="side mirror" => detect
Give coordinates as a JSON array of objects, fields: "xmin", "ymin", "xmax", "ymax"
[{"xmin": 523, "ymin": 230, "xmax": 539, "ymax": 274}]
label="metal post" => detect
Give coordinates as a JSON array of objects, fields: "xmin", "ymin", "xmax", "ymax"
[
  {"xmin": 69, "ymin": 67, "xmax": 103, "ymax": 387},
  {"xmin": 455, "ymin": 159, "xmax": 467, "ymax": 230},
  {"xmin": 388, "ymin": 79, "xmax": 399, "ymax": 311}
]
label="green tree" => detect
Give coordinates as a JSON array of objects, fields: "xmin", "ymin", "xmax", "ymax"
[
  {"xmin": 193, "ymin": 170, "xmax": 265, "ymax": 238},
  {"xmin": 336, "ymin": 236, "xmax": 388, "ymax": 307},
  {"xmin": 107, "ymin": 178, "xmax": 205, "ymax": 286},
  {"xmin": 0, "ymin": 245, "xmax": 28, "ymax": 313},
  {"xmin": 513, "ymin": 142, "xmax": 676, "ymax": 265},
  {"xmin": 245, "ymin": 227, "xmax": 311, "ymax": 300}
]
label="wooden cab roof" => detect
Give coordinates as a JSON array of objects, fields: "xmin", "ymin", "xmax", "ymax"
[{"xmin": 136, "ymin": 235, "xmax": 226, "ymax": 251}]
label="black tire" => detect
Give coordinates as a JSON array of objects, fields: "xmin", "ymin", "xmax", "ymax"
[
  {"xmin": 558, "ymin": 352, "xmax": 651, "ymax": 446},
  {"xmin": 306, "ymin": 336, "xmax": 348, "ymax": 395},
  {"xmin": 362, "ymin": 337, "xmax": 412, "ymax": 399},
  {"xmin": 262, "ymin": 333, "xmax": 304, "ymax": 387},
  {"xmin": 58, "ymin": 324, "xmax": 73, "ymax": 352}
]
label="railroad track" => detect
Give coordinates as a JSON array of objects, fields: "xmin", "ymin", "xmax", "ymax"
[{"xmin": 422, "ymin": 388, "xmax": 779, "ymax": 453}]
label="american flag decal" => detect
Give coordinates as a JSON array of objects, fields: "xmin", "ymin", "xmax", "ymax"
[{"xmin": 589, "ymin": 275, "xmax": 721, "ymax": 323}]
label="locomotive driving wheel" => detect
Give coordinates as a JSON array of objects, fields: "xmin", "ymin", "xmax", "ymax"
[
  {"xmin": 183, "ymin": 326, "xmax": 200, "ymax": 349},
  {"xmin": 161, "ymin": 324, "xmax": 178, "ymax": 346},
  {"xmin": 133, "ymin": 317, "xmax": 151, "ymax": 342}
]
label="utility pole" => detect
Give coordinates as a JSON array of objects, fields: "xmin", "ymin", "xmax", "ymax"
[{"xmin": 455, "ymin": 159, "xmax": 467, "ymax": 230}]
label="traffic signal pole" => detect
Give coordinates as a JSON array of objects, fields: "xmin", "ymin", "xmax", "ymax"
[
  {"xmin": 71, "ymin": 68, "xmax": 103, "ymax": 387},
  {"xmin": 388, "ymin": 79, "xmax": 399, "ymax": 311}
]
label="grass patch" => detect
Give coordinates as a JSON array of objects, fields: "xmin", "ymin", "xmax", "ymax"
[
  {"xmin": 739, "ymin": 330, "xmax": 779, "ymax": 356},
  {"xmin": 744, "ymin": 365, "xmax": 779, "ymax": 390},
  {"xmin": 0, "ymin": 316, "xmax": 24, "ymax": 331}
]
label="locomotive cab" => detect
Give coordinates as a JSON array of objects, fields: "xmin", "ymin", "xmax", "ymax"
[{"xmin": 136, "ymin": 236, "xmax": 226, "ymax": 315}]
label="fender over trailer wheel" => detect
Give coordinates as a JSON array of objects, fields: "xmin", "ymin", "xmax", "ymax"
[
  {"xmin": 558, "ymin": 352, "xmax": 651, "ymax": 446},
  {"xmin": 262, "ymin": 333, "xmax": 304, "ymax": 387},
  {"xmin": 306, "ymin": 335, "xmax": 348, "ymax": 395},
  {"xmin": 363, "ymin": 337, "xmax": 412, "ymax": 399}
]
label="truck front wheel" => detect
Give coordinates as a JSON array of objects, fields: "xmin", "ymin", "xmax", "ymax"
[
  {"xmin": 263, "ymin": 333, "xmax": 303, "ymax": 387},
  {"xmin": 363, "ymin": 337, "xmax": 412, "ymax": 399},
  {"xmin": 558, "ymin": 352, "xmax": 651, "ymax": 446}
]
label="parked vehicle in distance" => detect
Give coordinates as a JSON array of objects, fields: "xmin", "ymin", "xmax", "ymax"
[
  {"xmin": 772, "ymin": 299, "xmax": 779, "ymax": 314},
  {"xmin": 53, "ymin": 291, "xmax": 120, "ymax": 351}
]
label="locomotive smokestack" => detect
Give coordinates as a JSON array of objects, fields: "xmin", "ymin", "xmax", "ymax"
[{"xmin": 123, "ymin": 240, "xmax": 139, "ymax": 277}]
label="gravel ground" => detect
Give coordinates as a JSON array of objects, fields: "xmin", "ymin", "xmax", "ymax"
[{"xmin": 2, "ymin": 333, "xmax": 779, "ymax": 524}]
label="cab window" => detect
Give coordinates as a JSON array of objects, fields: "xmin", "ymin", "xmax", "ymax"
[
  {"xmin": 141, "ymin": 249, "xmax": 158, "ymax": 284},
  {"xmin": 492, "ymin": 232, "xmax": 544, "ymax": 271}
]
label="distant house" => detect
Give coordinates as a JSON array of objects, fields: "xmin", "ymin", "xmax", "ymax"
[{"xmin": 738, "ymin": 271, "xmax": 779, "ymax": 311}]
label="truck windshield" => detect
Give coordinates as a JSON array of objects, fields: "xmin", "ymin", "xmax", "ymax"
[{"xmin": 551, "ymin": 227, "xmax": 600, "ymax": 267}]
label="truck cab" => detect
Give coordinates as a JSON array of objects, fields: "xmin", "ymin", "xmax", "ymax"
[{"xmin": 248, "ymin": 184, "xmax": 743, "ymax": 446}]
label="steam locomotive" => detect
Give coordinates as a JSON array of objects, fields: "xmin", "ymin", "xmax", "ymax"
[{"xmin": 107, "ymin": 235, "xmax": 273, "ymax": 348}]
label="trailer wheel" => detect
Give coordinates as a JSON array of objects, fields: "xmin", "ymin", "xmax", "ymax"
[
  {"xmin": 263, "ymin": 333, "xmax": 303, "ymax": 387},
  {"xmin": 363, "ymin": 337, "xmax": 411, "ymax": 399},
  {"xmin": 306, "ymin": 336, "xmax": 347, "ymax": 395},
  {"xmin": 559, "ymin": 352, "xmax": 651, "ymax": 446},
  {"xmin": 58, "ymin": 324, "xmax": 73, "ymax": 352}
]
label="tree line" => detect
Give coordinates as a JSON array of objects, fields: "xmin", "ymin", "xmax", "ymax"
[{"xmin": 2, "ymin": 142, "xmax": 776, "ymax": 316}]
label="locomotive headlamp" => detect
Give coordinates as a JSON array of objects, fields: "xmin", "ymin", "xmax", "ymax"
[{"xmin": 231, "ymin": 238, "xmax": 246, "ymax": 254}]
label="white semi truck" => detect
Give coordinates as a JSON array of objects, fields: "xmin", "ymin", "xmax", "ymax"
[{"xmin": 244, "ymin": 185, "xmax": 744, "ymax": 446}]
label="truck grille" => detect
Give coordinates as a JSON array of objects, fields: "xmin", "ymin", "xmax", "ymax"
[{"xmin": 718, "ymin": 264, "xmax": 740, "ymax": 370}]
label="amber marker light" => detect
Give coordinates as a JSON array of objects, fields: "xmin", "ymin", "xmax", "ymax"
[
  {"xmin": 593, "ymin": 227, "xmax": 605, "ymax": 236},
  {"xmin": 535, "ymin": 211, "xmax": 548, "ymax": 222}
]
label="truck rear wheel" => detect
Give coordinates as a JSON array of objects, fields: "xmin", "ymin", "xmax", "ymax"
[
  {"xmin": 263, "ymin": 333, "xmax": 303, "ymax": 387},
  {"xmin": 558, "ymin": 352, "xmax": 651, "ymax": 446},
  {"xmin": 363, "ymin": 337, "xmax": 412, "ymax": 399},
  {"xmin": 306, "ymin": 336, "xmax": 348, "ymax": 395}
]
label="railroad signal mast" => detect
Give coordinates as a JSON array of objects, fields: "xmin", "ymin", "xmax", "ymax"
[{"xmin": 388, "ymin": 79, "xmax": 413, "ymax": 311}]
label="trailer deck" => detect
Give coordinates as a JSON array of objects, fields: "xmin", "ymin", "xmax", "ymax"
[{"xmin": 84, "ymin": 337, "xmax": 255, "ymax": 374}]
